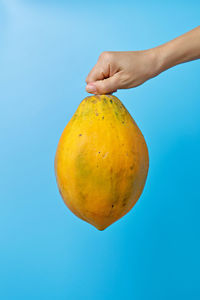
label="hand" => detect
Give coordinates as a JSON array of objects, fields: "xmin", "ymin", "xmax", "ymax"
[
  {"xmin": 85, "ymin": 49, "xmax": 160, "ymax": 94},
  {"xmin": 85, "ymin": 26, "xmax": 200, "ymax": 95}
]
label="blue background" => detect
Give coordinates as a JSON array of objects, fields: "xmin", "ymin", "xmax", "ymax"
[{"xmin": 0, "ymin": 1, "xmax": 200, "ymax": 299}]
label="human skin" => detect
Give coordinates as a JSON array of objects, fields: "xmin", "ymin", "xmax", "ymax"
[{"xmin": 85, "ymin": 26, "xmax": 200, "ymax": 95}]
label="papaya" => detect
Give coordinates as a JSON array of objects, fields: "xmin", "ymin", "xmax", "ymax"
[{"xmin": 55, "ymin": 95, "xmax": 149, "ymax": 230}]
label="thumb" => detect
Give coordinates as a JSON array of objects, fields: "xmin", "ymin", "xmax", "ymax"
[{"xmin": 86, "ymin": 73, "xmax": 120, "ymax": 95}]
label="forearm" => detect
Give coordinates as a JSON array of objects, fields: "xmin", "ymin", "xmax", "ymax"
[{"xmin": 156, "ymin": 26, "xmax": 200, "ymax": 73}]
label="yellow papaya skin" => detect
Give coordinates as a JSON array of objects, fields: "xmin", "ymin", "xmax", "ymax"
[{"xmin": 55, "ymin": 95, "xmax": 149, "ymax": 230}]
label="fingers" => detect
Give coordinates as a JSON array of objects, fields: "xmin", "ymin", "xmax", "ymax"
[
  {"xmin": 85, "ymin": 73, "xmax": 120, "ymax": 95},
  {"xmin": 85, "ymin": 62, "xmax": 106, "ymax": 84},
  {"xmin": 86, "ymin": 51, "xmax": 115, "ymax": 84},
  {"xmin": 86, "ymin": 63, "xmax": 110, "ymax": 85},
  {"xmin": 85, "ymin": 51, "xmax": 121, "ymax": 94}
]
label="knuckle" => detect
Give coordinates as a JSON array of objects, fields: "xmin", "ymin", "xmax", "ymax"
[{"xmin": 99, "ymin": 51, "xmax": 112, "ymax": 61}]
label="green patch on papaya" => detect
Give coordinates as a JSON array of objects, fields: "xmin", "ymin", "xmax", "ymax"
[
  {"xmin": 75, "ymin": 153, "xmax": 91, "ymax": 178},
  {"xmin": 103, "ymin": 97, "xmax": 107, "ymax": 103}
]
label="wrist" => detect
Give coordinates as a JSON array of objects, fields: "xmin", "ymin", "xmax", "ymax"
[
  {"xmin": 151, "ymin": 45, "xmax": 170, "ymax": 75},
  {"xmin": 155, "ymin": 42, "xmax": 178, "ymax": 74},
  {"xmin": 152, "ymin": 29, "xmax": 198, "ymax": 74},
  {"xmin": 145, "ymin": 47, "xmax": 165, "ymax": 78}
]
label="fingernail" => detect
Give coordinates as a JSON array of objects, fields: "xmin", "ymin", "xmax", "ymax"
[{"xmin": 86, "ymin": 83, "xmax": 97, "ymax": 93}]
